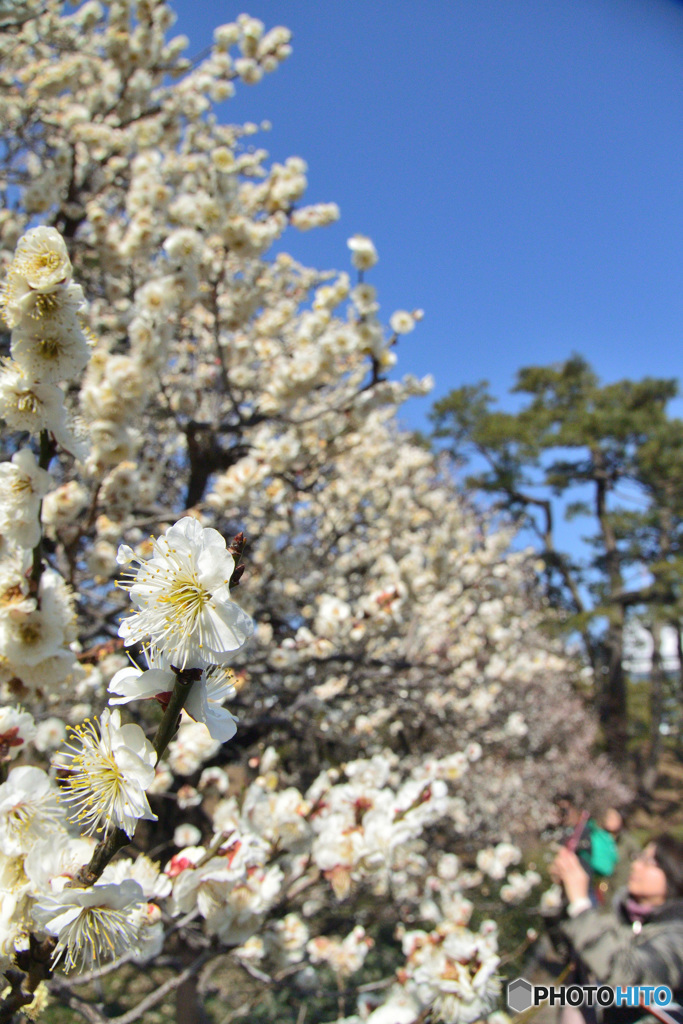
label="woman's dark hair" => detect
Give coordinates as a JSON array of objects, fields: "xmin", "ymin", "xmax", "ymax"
[{"xmin": 653, "ymin": 834, "xmax": 683, "ymax": 899}]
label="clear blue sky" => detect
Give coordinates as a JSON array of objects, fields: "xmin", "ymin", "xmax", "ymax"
[{"xmin": 172, "ymin": 0, "xmax": 683, "ymax": 432}]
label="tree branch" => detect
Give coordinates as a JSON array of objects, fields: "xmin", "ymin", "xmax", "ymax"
[
  {"xmin": 46, "ymin": 977, "xmax": 108, "ymax": 1024},
  {"xmin": 107, "ymin": 950, "xmax": 214, "ymax": 1024}
]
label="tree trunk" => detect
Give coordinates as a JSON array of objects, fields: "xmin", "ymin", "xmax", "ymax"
[
  {"xmin": 592, "ymin": 454, "xmax": 629, "ymax": 761},
  {"xmin": 642, "ymin": 622, "xmax": 665, "ymax": 793},
  {"xmin": 676, "ymin": 624, "xmax": 683, "ymax": 762},
  {"xmin": 174, "ymin": 940, "xmax": 212, "ymax": 1024},
  {"xmin": 176, "ymin": 973, "xmax": 211, "ymax": 1024},
  {"xmin": 599, "ymin": 615, "xmax": 629, "ymax": 761}
]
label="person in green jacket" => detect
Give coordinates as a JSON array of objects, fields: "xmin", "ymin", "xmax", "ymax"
[{"xmin": 554, "ymin": 794, "xmax": 619, "ymax": 902}]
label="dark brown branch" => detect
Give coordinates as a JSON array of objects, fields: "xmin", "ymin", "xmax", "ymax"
[
  {"xmin": 46, "ymin": 977, "xmax": 108, "ymax": 1024},
  {"xmin": 107, "ymin": 950, "xmax": 214, "ymax": 1024}
]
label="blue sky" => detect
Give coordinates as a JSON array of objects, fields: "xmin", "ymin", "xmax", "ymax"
[{"xmin": 172, "ymin": 0, "xmax": 683, "ymax": 434}]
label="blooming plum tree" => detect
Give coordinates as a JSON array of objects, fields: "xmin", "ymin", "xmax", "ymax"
[{"xmin": 0, "ymin": 5, "xmax": 627, "ymax": 1023}]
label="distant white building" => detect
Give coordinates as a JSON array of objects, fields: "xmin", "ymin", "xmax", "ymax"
[{"xmin": 622, "ymin": 621, "xmax": 680, "ymax": 674}]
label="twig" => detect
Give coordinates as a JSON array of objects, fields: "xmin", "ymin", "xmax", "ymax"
[
  {"xmin": 497, "ymin": 929, "xmax": 536, "ymax": 967},
  {"xmin": 219, "ymin": 1000, "xmax": 255, "ymax": 1023},
  {"xmin": 29, "ymin": 430, "xmax": 55, "ymax": 594},
  {"xmin": 514, "ymin": 962, "xmax": 574, "ymax": 1024},
  {"xmin": 47, "ymin": 977, "xmax": 108, "ymax": 1024},
  {"xmin": 107, "ymin": 950, "xmax": 214, "ymax": 1024},
  {"xmin": 234, "ymin": 958, "xmax": 272, "ymax": 985},
  {"xmin": 58, "ymin": 948, "xmax": 185, "ymax": 989},
  {"xmin": 195, "ymin": 831, "xmax": 232, "ymax": 868},
  {"xmin": 152, "ymin": 666, "xmax": 203, "ymax": 759},
  {"xmin": 164, "ymin": 906, "xmax": 202, "ymax": 938},
  {"xmin": 356, "ymin": 976, "xmax": 395, "ymax": 994}
]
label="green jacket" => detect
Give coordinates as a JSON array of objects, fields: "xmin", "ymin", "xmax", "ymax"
[{"xmin": 586, "ymin": 820, "xmax": 619, "ymax": 878}]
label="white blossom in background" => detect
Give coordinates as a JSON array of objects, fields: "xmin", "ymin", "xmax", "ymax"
[
  {"xmin": 476, "ymin": 843, "xmax": 522, "ymax": 881},
  {"xmin": 269, "ymin": 913, "xmax": 309, "ymax": 965},
  {"xmin": 393, "ymin": 920, "xmax": 502, "ymax": 1024},
  {"xmin": 500, "ymin": 869, "xmax": 542, "ymax": 904},
  {"xmin": 174, "ymin": 823, "xmax": 202, "ymax": 848},
  {"xmin": 33, "ymin": 716, "xmax": 67, "ymax": 753},
  {"xmin": 0, "ymin": 449, "xmax": 52, "ymax": 550},
  {"xmin": 0, "ymin": 706, "xmax": 35, "ymax": 760},
  {"xmin": 347, "ymin": 234, "xmax": 379, "ymax": 270},
  {"xmin": 389, "ymin": 310, "xmax": 416, "ymax": 335},
  {"xmin": 167, "ymin": 719, "xmax": 222, "ymax": 776},
  {"xmin": 307, "ymin": 924, "xmax": 373, "ymax": 978},
  {"xmin": 0, "ymin": 766, "xmax": 63, "ymax": 856}
]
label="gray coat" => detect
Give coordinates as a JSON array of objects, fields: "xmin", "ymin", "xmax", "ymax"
[{"xmin": 561, "ymin": 893, "xmax": 683, "ymax": 1022}]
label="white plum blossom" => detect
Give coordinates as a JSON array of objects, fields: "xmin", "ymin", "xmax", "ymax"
[
  {"xmin": 100, "ymin": 854, "xmax": 172, "ymax": 901},
  {"xmin": 0, "ymin": 706, "xmax": 36, "ymax": 761},
  {"xmin": 31, "ymin": 880, "xmax": 144, "ymax": 973},
  {"xmin": 389, "ymin": 310, "xmax": 416, "ymax": 334},
  {"xmin": 33, "ymin": 717, "xmax": 68, "ymax": 753},
  {"xmin": 117, "ymin": 517, "xmax": 254, "ymax": 669},
  {"xmin": 0, "ymin": 766, "xmax": 63, "ymax": 856},
  {"xmin": 23, "ymin": 834, "xmax": 96, "ymax": 895},
  {"xmin": 108, "ymin": 651, "xmax": 238, "ymax": 743},
  {"xmin": 0, "ymin": 363, "xmax": 68, "ymax": 438},
  {"xmin": 10, "ymin": 315, "xmax": 90, "ymax": 384},
  {"xmin": 347, "ymin": 233, "xmax": 378, "ymax": 270},
  {"xmin": 307, "ymin": 925, "xmax": 374, "ymax": 978},
  {"xmin": 0, "ymin": 449, "xmax": 52, "ymax": 550},
  {"xmin": 54, "ymin": 709, "xmax": 157, "ymax": 838},
  {"xmin": 8, "ymin": 226, "xmax": 72, "ymax": 294}
]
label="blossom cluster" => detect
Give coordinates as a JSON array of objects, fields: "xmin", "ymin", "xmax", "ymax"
[
  {"xmin": 0, "ymin": 761, "xmax": 145, "ymax": 973},
  {"xmin": 0, "ymin": 228, "xmax": 89, "ymax": 451},
  {"xmin": 0, "ymin": 228, "xmax": 258, "ymax": 989},
  {"xmin": 0, "ymin": 227, "xmax": 88, "ymax": 697},
  {"xmin": 128, "ymin": 746, "xmax": 516, "ymax": 1023}
]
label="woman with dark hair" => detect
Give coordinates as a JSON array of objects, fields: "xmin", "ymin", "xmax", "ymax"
[
  {"xmin": 552, "ymin": 834, "xmax": 683, "ymax": 1022},
  {"xmin": 649, "ymin": 835, "xmax": 683, "ymax": 900}
]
